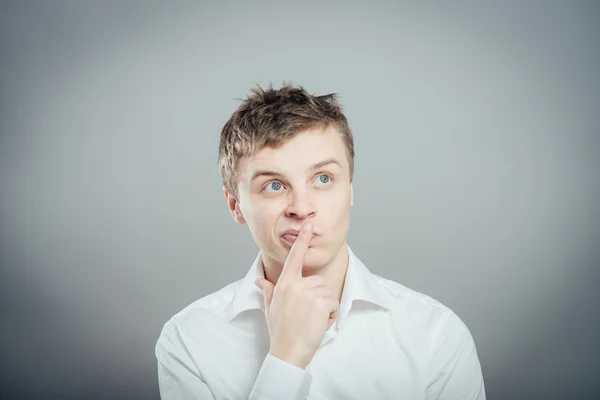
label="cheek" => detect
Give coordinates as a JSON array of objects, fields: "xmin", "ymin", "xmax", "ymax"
[
  {"xmin": 320, "ymin": 190, "xmax": 352, "ymax": 224},
  {"xmin": 245, "ymin": 202, "xmax": 283, "ymax": 239}
]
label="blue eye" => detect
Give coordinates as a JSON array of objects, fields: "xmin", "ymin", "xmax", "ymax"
[
  {"xmin": 315, "ymin": 174, "xmax": 331, "ymax": 186},
  {"xmin": 265, "ymin": 181, "xmax": 283, "ymax": 192}
]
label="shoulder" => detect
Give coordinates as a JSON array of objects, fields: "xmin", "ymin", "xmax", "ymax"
[
  {"xmin": 157, "ymin": 278, "xmax": 242, "ymax": 342},
  {"xmin": 374, "ymin": 274, "xmax": 454, "ymax": 316},
  {"xmin": 373, "ymin": 274, "xmax": 473, "ymax": 342}
]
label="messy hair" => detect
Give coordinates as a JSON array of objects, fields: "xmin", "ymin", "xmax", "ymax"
[{"xmin": 218, "ymin": 82, "xmax": 354, "ymax": 198}]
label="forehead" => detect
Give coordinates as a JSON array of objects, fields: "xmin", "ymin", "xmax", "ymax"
[{"xmin": 239, "ymin": 126, "xmax": 349, "ymax": 180}]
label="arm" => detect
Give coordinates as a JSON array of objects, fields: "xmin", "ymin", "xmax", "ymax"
[
  {"xmin": 155, "ymin": 320, "xmax": 216, "ymax": 399},
  {"xmin": 155, "ymin": 320, "xmax": 313, "ymax": 400},
  {"xmin": 157, "ymin": 222, "xmax": 332, "ymax": 398},
  {"xmin": 249, "ymin": 353, "xmax": 313, "ymax": 400},
  {"xmin": 425, "ymin": 312, "xmax": 486, "ymax": 400}
]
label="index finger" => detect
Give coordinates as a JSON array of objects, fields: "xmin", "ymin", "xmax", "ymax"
[{"xmin": 278, "ymin": 221, "xmax": 313, "ymax": 285}]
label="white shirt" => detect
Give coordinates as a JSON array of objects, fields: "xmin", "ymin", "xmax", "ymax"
[{"xmin": 155, "ymin": 246, "xmax": 486, "ymax": 399}]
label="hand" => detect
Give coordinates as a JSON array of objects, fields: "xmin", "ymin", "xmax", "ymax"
[{"xmin": 254, "ymin": 222, "xmax": 340, "ymax": 369}]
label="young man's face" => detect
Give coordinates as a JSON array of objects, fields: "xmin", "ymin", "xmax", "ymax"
[{"xmin": 226, "ymin": 125, "xmax": 354, "ymax": 270}]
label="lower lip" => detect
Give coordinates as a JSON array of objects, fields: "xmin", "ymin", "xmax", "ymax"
[{"xmin": 281, "ymin": 234, "xmax": 317, "ymax": 245}]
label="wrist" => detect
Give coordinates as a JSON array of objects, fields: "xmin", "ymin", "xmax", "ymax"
[{"xmin": 269, "ymin": 349, "xmax": 309, "ymax": 369}]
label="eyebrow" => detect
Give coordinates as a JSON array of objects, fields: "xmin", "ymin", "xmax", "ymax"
[{"xmin": 249, "ymin": 157, "xmax": 341, "ymax": 182}]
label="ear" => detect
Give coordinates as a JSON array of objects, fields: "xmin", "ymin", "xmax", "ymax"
[
  {"xmin": 223, "ymin": 186, "xmax": 247, "ymax": 225},
  {"xmin": 350, "ymin": 184, "xmax": 354, "ymax": 207}
]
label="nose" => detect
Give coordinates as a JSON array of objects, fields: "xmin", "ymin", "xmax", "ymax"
[{"xmin": 284, "ymin": 188, "xmax": 316, "ymax": 219}]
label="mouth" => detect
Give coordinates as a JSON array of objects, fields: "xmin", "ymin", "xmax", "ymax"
[{"xmin": 280, "ymin": 229, "xmax": 318, "ymax": 245}]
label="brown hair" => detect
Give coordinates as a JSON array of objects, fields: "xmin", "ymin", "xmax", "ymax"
[{"xmin": 218, "ymin": 82, "xmax": 354, "ymax": 198}]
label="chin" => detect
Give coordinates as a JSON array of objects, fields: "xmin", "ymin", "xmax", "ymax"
[{"xmin": 300, "ymin": 246, "xmax": 331, "ymax": 270}]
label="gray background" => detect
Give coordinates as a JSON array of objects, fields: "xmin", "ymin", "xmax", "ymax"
[{"xmin": 1, "ymin": 1, "xmax": 598, "ymax": 399}]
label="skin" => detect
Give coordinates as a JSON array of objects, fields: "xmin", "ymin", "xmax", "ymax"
[{"xmin": 224, "ymin": 125, "xmax": 354, "ymax": 309}]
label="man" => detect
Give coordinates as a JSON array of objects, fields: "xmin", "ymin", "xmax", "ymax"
[{"xmin": 155, "ymin": 83, "xmax": 486, "ymax": 399}]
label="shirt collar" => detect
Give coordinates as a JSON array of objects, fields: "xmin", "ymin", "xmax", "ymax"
[
  {"xmin": 225, "ymin": 245, "xmax": 389, "ymax": 323},
  {"xmin": 225, "ymin": 251, "xmax": 266, "ymax": 322}
]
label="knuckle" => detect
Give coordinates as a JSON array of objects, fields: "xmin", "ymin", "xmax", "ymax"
[
  {"xmin": 307, "ymin": 292, "xmax": 321, "ymax": 304},
  {"xmin": 314, "ymin": 297, "xmax": 330, "ymax": 310},
  {"xmin": 329, "ymin": 299, "xmax": 339, "ymax": 310},
  {"xmin": 305, "ymin": 275, "xmax": 325, "ymax": 287}
]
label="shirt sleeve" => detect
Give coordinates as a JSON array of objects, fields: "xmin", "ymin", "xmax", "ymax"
[
  {"xmin": 425, "ymin": 311, "xmax": 486, "ymax": 400},
  {"xmin": 155, "ymin": 320, "xmax": 216, "ymax": 400},
  {"xmin": 249, "ymin": 353, "xmax": 313, "ymax": 400},
  {"xmin": 155, "ymin": 319, "xmax": 313, "ymax": 400}
]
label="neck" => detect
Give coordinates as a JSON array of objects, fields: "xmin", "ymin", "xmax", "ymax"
[{"xmin": 261, "ymin": 243, "xmax": 350, "ymax": 305}]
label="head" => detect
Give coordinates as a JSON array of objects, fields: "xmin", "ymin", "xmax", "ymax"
[{"xmin": 218, "ymin": 83, "xmax": 355, "ymax": 269}]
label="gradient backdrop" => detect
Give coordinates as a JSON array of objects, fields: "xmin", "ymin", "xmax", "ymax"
[{"xmin": 1, "ymin": 1, "xmax": 599, "ymax": 399}]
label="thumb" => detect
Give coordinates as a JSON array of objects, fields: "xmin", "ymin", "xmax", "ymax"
[{"xmin": 254, "ymin": 278, "xmax": 275, "ymax": 311}]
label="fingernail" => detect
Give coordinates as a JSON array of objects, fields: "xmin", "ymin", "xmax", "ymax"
[{"xmin": 303, "ymin": 222, "xmax": 313, "ymax": 232}]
